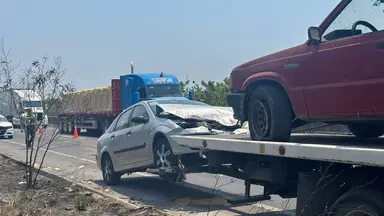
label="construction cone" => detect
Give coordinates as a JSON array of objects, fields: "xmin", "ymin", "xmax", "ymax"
[
  {"xmin": 73, "ymin": 126, "xmax": 79, "ymax": 139},
  {"xmin": 39, "ymin": 127, "xmax": 43, "ymax": 134}
]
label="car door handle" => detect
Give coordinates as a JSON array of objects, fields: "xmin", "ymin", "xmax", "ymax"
[
  {"xmin": 126, "ymin": 130, "xmax": 132, "ymax": 136},
  {"xmin": 376, "ymin": 42, "xmax": 384, "ymax": 50},
  {"xmin": 110, "ymin": 134, "xmax": 115, "ymax": 139}
]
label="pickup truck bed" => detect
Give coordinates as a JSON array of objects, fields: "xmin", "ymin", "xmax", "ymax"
[{"xmin": 170, "ymin": 133, "xmax": 384, "ymax": 168}]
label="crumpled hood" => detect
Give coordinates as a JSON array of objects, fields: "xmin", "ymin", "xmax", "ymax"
[{"xmin": 156, "ymin": 104, "xmax": 238, "ymax": 127}]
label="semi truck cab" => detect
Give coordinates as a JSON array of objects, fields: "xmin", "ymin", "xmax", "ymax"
[{"xmin": 120, "ymin": 72, "xmax": 187, "ymax": 109}]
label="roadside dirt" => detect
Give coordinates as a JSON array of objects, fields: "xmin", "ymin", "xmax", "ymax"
[{"xmin": 0, "ymin": 156, "xmax": 167, "ymax": 216}]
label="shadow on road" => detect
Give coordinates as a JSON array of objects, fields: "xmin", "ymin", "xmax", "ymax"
[{"xmin": 93, "ymin": 174, "xmax": 294, "ymax": 215}]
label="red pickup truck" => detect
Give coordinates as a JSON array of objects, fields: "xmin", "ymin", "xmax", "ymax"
[{"xmin": 227, "ymin": 0, "xmax": 384, "ymax": 141}]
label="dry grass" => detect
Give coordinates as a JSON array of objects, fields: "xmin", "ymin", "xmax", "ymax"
[{"xmin": 0, "ymin": 157, "xmax": 167, "ymax": 216}]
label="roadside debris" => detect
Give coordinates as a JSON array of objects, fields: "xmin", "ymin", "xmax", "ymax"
[{"xmin": 0, "ymin": 156, "xmax": 168, "ymax": 216}]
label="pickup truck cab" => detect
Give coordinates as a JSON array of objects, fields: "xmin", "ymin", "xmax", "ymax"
[{"xmin": 227, "ymin": 0, "xmax": 384, "ymax": 141}]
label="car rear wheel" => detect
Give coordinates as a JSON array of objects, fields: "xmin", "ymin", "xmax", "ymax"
[
  {"xmin": 101, "ymin": 154, "xmax": 121, "ymax": 186},
  {"xmin": 348, "ymin": 124, "xmax": 384, "ymax": 139},
  {"xmin": 248, "ymin": 85, "xmax": 292, "ymax": 141}
]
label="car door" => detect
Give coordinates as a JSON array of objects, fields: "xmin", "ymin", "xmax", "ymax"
[
  {"xmin": 107, "ymin": 108, "xmax": 133, "ymax": 170},
  {"xmin": 303, "ymin": 1, "xmax": 384, "ymax": 119},
  {"xmin": 120, "ymin": 104, "xmax": 152, "ymax": 167}
]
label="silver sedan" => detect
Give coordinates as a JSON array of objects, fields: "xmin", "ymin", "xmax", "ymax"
[{"xmin": 96, "ymin": 98, "xmax": 237, "ymax": 185}]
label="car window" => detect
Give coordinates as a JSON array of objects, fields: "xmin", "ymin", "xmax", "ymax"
[
  {"xmin": 114, "ymin": 108, "xmax": 132, "ymax": 131},
  {"xmin": 129, "ymin": 105, "xmax": 149, "ymax": 127},
  {"xmin": 322, "ymin": 1, "xmax": 384, "ymax": 42}
]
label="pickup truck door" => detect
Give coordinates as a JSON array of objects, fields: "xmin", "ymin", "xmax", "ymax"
[
  {"xmin": 303, "ymin": 1, "xmax": 384, "ymax": 120},
  {"xmin": 120, "ymin": 104, "xmax": 152, "ymax": 168}
]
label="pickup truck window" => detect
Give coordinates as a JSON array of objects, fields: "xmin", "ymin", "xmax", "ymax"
[
  {"xmin": 147, "ymin": 84, "xmax": 182, "ymax": 98},
  {"xmin": 322, "ymin": 0, "xmax": 384, "ymax": 42}
]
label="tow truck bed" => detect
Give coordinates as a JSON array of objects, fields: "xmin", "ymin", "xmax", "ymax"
[{"xmin": 170, "ymin": 133, "xmax": 384, "ymax": 167}]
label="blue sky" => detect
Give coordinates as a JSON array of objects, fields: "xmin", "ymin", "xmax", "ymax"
[{"xmin": 1, "ymin": 0, "xmax": 340, "ymax": 90}]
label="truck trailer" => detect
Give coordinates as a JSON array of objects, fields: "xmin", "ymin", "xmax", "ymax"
[{"xmin": 58, "ymin": 71, "xmax": 189, "ymax": 135}]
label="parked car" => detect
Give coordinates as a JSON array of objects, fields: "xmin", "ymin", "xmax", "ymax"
[
  {"xmin": 227, "ymin": 0, "xmax": 384, "ymax": 141},
  {"xmin": 95, "ymin": 98, "xmax": 238, "ymax": 185},
  {"xmin": 0, "ymin": 115, "xmax": 13, "ymax": 139}
]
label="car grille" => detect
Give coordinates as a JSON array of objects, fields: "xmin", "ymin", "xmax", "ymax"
[
  {"xmin": 36, "ymin": 113, "xmax": 43, "ymax": 121},
  {"xmin": 0, "ymin": 126, "xmax": 11, "ymax": 135}
]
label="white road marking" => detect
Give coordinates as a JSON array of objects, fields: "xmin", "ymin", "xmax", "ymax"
[
  {"xmin": 4, "ymin": 140, "xmax": 96, "ymax": 164},
  {"xmin": 3, "ymin": 139, "xmax": 287, "ymax": 213}
]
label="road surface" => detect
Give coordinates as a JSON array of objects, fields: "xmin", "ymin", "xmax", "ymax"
[{"xmin": 0, "ymin": 128, "xmax": 296, "ymax": 215}]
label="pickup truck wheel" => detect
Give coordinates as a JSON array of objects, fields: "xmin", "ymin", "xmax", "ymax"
[
  {"xmin": 348, "ymin": 124, "xmax": 384, "ymax": 139},
  {"xmin": 248, "ymin": 85, "xmax": 292, "ymax": 141},
  {"xmin": 331, "ymin": 189, "xmax": 384, "ymax": 216},
  {"xmin": 101, "ymin": 154, "xmax": 121, "ymax": 186}
]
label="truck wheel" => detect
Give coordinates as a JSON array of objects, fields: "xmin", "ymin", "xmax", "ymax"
[
  {"xmin": 248, "ymin": 85, "xmax": 292, "ymax": 141},
  {"xmin": 101, "ymin": 119, "xmax": 110, "ymax": 135},
  {"xmin": 331, "ymin": 189, "xmax": 384, "ymax": 216},
  {"xmin": 348, "ymin": 124, "xmax": 384, "ymax": 139},
  {"xmin": 101, "ymin": 154, "xmax": 121, "ymax": 186}
]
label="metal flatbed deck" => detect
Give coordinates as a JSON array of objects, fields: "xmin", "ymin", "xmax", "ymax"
[{"xmin": 170, "ymin": 133, "xmax": 384, "ymax": 168}]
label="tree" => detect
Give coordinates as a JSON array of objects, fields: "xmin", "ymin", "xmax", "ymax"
[
  {"xmin": 180, "ymin": 78, "xmax": 229, "ymax": 106},
  {"xmin": 0, "ymin": 38, "xmax": 74, "ymax": 188}
]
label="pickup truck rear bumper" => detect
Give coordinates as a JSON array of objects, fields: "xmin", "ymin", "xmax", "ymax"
[{"xmin": 226, "ymin": 92, "xmax": 247, "ymax": 121}]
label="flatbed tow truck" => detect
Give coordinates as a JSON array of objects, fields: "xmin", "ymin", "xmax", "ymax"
[{"xmin": 147, "ymin": 133, "xmax": 384, "ymax": 215}]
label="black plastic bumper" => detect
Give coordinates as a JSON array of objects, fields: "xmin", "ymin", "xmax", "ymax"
[{"xmin": 226, "ymin": 92, "xmax": 247, "ymax": 121}]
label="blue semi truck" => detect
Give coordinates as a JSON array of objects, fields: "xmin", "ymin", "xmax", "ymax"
[{"xmin": 58, "ymin": 66, "xmax": 192, "ymax": 135}]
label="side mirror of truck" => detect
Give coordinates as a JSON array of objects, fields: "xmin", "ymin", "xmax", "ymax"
[
  {"xmin": 133, "ymin": 91, "xmax": 140, "ymax": 104},
  {"xmin": 188, "ymin": 91, "xmax": 194, "ymax": 100},
  {"xmin": 131, "ymin": 116, "xmax": 149, "ymax": 124},
  {"xmin": 307, "ymin": 26, "xmax": 321, "ymax": 45}
]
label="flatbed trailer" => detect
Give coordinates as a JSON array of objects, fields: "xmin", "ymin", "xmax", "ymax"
[{"xmin": 160, "ymin": 133, "xmax": 384, "ymax": 215}]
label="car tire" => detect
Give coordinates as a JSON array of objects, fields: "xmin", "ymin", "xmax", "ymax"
[
  {"xmin": 330, "ymin": 189, "xmax": 384, "ymax": 216},
  {"xmin": 348, "ymin": 124, "xmax": 384, "ymax": 139},
  {"xmin": 153, "ymin": 136, "xmax": 180, "ymax": 181},
  {"xmin": 248, "ymin": 85, "xmax": 292, "ymax": 141},
  {"xmin": 8, "ymin": 136, "xmax": 13, "ymax": 139},
  {"xmin": 101, "ymin": 154, "xmax": 121, "ymax": 186}
]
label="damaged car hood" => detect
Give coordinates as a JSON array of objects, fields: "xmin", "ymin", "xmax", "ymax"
[{"xmin": 156, "ymin": 104, "xmax": 238, "ymax": 127}]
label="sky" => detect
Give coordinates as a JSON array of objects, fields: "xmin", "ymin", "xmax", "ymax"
[{"xmin": 1, "ymin": 0, "xmax": 340, "ymax": 90}]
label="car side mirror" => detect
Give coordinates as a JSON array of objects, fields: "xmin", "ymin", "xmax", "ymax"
[
  {"xmin": 131, "ymin": 116, "xmax": 149, "ymax": 124},
  {"xmin": 307, "ymin": 26, "xmax": 321, "ymax": 45}
]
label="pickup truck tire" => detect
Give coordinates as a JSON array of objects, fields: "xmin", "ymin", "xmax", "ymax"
[
  {"xmin": 101, "ymin": 154, "xmax": 121, "ymax": 186},
  {"xmin": 331, "ymin": 189, "xmax": 384, "ymax": 216},
  {"xmin": 348, "ymin": 124, "xmax": 384, "ymax": 139},
  {"xmin": 248, "ymin": 85, "xmax": 292, "ymax": 141}
]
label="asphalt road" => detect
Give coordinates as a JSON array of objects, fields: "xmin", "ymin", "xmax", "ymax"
[{"xmin": 0, "ymin": 128, "xmax": 296, "ymax": 216}]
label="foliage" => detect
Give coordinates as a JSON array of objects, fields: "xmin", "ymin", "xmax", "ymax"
[
  {"xmin": 0, "ymin": 38, "xmax": 74, "ymax": 188},
  {"xmin": 180, "ymin": 77, "xmax": 229, "ymax": 106}
]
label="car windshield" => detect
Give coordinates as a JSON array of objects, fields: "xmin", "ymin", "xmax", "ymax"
[
  {"xmin": 23, "ymin": 101, "xmax": 42, "ymax": 107},
  {"xmin": 148, "ymin": 99, "xmax": 210, "ymax": 114},
  {"xmin": 147, "ymin": 84, "xmax": 183, "ymax": 98},
  {"xmin": 0, "ymin": 116, "xmax": 8, "ymax": 122}
]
